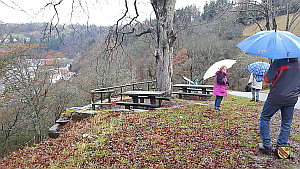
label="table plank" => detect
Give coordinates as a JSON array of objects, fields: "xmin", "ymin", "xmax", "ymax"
[{"xmin": 120, "ymin": 91, "xmax": 166, "ymax": 95}]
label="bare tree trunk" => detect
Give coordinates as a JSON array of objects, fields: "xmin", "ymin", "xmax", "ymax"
[
  {"xmin": 271, "ymin": 0, "xmax": 277, "ymax": 30},
  {"xmin": 263, "ymin": 0, "xmax": 271, "ymax": 30},
  {"xmin": 285, "ymin": 2, "xmax": 290, "ymax": 31},
  {"xmin": 151, "ymin": 0, "xmax": 176, "ymax": 94}
]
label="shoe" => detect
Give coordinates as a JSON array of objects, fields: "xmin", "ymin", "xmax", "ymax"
[
  {"xmin": 250, "ymin": 99, "xmax": 255, "ymax": 101},
  {"xmin": 215, "ymin": 107, "xmax": 221, "ymax": 111},
  {"xmin": 256, "ymin": 100, "xmax": 260, "ymax": 102},
  {"xmin": 259, "ymin": 143, "xmax": 273, "ymax": 155},
  {"xmin": 275, "ymin": 143, "xmax": 291, "ymax": 159}
]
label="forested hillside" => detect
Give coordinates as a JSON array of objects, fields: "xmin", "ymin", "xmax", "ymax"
[
  {"xmin": 0, "ymin": 23, "xmax": 108, "ymax": 57},
  {"xmin": 0, "ymin": 0, "xmax": 299, "ymax": 161}
]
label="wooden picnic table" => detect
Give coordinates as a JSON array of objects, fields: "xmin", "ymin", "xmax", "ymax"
[
  {"xmin": 117, "ymin": 91, "xmax": 169, "ymax": 109},
  {"xmin": 173, "ymin": 84, "xmax": 214, "ymax": 94},
  {"xmin": 120, "ymin": 91, "xmax": 167, "ymax": 105}
]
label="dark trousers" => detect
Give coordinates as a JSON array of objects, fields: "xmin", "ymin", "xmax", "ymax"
[
  {"xmin": 252, "ymin": 88, "xmax": 260, "ymax": 100},
  {"xmin": 260, "ymin": 102, "xmax": 294, "ymax": 147},
  {"xmin": 215, "ymin": 95, "xmax": 223, "ymax": 108}
]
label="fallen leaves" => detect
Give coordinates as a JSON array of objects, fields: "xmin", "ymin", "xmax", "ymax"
[{"xmin": 1, "ymin": 95, "xmax": 300, "ymax": 168}]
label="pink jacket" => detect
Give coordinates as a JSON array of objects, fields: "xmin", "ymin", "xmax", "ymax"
[{"xmin": 212, "ymin": 71, "xmax": 228, "ymax": 97}]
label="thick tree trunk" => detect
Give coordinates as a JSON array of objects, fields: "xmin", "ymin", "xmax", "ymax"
[{"xmin": 151, "ymin": 0, "xmax": 176, "ymax": 95}]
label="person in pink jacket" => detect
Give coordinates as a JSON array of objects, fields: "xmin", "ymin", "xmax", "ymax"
[{"xmin": 212, "ymin": 66, "xmax": 229, "ymax": 110}]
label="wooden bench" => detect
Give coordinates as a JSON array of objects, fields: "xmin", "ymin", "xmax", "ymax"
[
  {"xmin": 116, "ymin": 102, "xmax": 158, "ymax": 109},
  {"xmin": 137, "ymin": 96, "xmax": 171, "ymax": 106},
  {"xmin": 206, "ymin": 89, "xmax": 213, "ymax": 93},
  {"xmin": 156, "ymin": 97, "xmax": 171, "ymax": 107},
  {"xmin": 173, "ymin": 92, "xmax": 212, "ymax": 99},
  {"xmin": 137, "ymin": 96, "xmax": 148, "ymax": 103},
  {"xmin": 187, "ymin": 88, "xmax": 213, "ymax": 94}
]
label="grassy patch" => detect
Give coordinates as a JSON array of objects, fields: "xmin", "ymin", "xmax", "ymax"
[
  {"xmin": 47, "ymin": 95, "xmax": 287, "ymax": 168},
  {"xmin": 1, "ymin": 95, "xmax": 300, "ymax": 168}
]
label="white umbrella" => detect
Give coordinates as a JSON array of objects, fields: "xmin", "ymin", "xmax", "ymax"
[{"xmin": 203, "ymin": 59, "xmax": 236, "ymax": 80}]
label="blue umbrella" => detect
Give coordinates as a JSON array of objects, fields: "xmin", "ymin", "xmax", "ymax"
[
  {"xmin": 247, "ymin": 62, "xmax": 270, "ymax": 76},
  {"xmin": 237, "ymin": 30, "xmax": 300, "ymax": 59}
]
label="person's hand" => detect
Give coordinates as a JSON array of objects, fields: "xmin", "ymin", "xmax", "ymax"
[{"xmin": 226, "ymin": 81, "xmax": 229, "ymax": 86}]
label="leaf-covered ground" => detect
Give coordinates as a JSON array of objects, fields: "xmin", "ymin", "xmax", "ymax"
[{"xmin": 1, "ymin": 95, "xmax": 300, "ymax": 168}]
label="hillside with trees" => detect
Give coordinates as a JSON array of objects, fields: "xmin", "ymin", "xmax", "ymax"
[
  {"xmin": 0, "ymin": 0, "xmax": 299, "ymax": 161},
  {"xmin": 0, "ymin": 23, "xmax": 108, "ymax": 57}
]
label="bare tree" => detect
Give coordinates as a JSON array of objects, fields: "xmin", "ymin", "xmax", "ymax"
[
  {"xmin": 0, "ymin": 43, "xmax": 66, "ymax": 157},
  {"xmin": 86, "ymin": 0, "xmax": 177, "ymax": 94},
  {"xmin": 233, "ymin": 0, "xmax": 300, "ymax": 32},
  {"xmin": 283, "ymin": 0, "xmax": 300, "ymax": 31},
  {"xmin": 151, "ymin": 0, "xmax": 176, "ymax": 93}
]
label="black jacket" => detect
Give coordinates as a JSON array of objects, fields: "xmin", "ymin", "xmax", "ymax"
[
  {"xmin": 216, "ymin": 71, "xmax": 229, "ymax": 85},
  {"xmin": 264, "ymin": 58, "xmax": 300, "ymax": 106}
]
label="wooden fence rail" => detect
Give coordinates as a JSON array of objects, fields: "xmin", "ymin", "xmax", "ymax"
[{"xmin": 91, "ymin": 80, "xmax": 157, "ymax": 110}]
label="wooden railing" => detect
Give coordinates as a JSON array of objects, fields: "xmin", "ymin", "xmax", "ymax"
[{"xmin": 91, "ymin": 80, "xmax": 157, "ymax": 109}]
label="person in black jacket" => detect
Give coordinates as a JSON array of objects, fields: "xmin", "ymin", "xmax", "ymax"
[{"xmin": 259, "ymin": 58, "xmax": 300, "ymax": 155}]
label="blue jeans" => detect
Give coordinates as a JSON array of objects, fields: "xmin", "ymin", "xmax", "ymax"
[
  {"xmin": 215, "ymin": 96, "xmax": 223, "ymax": 109},
  {"xmin": 260, "ymin": 102, "xmax": 294, "ymax": 147}
]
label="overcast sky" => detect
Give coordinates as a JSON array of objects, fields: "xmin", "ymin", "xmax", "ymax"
[{"xmin": 0, "ymin": 0, "xmax": 210, "ymax": 26}]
